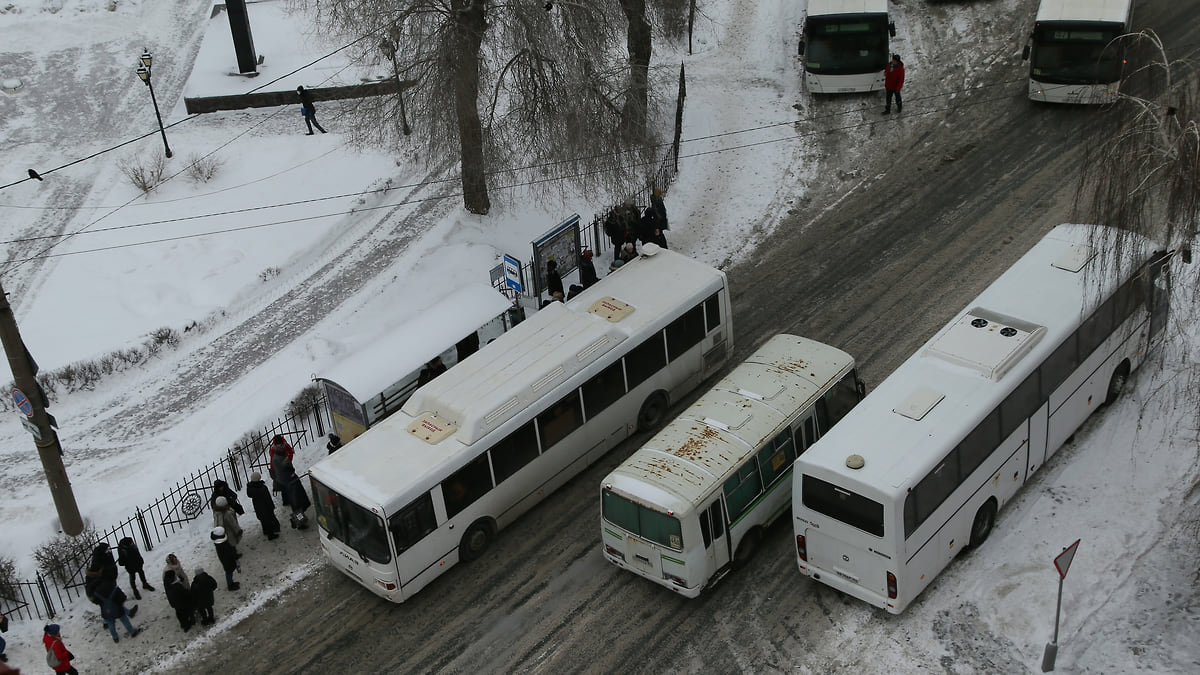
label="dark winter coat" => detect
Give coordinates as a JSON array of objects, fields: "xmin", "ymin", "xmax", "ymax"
[
  {"xmin": 885, "ymin": 60, "xmax": 905, "ymax": 91},
  {"xmin": 246, "ymin": 479, "xmax": 276, "ymax": 517},
  {"xmin": 116, "ymin": 537, "xmax": 145, "ymax": 573},
  {"xmin": 603, "ymin": 211, "xmax": 625, "ymax": 248},
  {"xmin": 298, "ymin": 86, "xmax": 317, "ymax": 114},
  {"xmin": 579, "ymin": 254, "xmax": 599, "ymax": 288},
  {"xmin": 85, "ymin": 543, "xmax": 118, "ymax": 602},
  {"xmin": 190, "ymin": 571, "xmax": 218, "ymax": 609},
  {"xmin": 546, "ymin": 265, "xmax": 564, "ymax": 298},
  {"xmin": 209, "ymin": 480, "xmax": 245, "ymax": 515},
  {"xmin": 214, "ymin": 540, "xmax": 239, "ymax": 573},
  {"xmin": 97, "ymin": 581, "xmax": 129, "ymax": 621},
  {"xmin": 650, "ymin": 191, "xmax": 669, "ymax": 230},
  {"xmin": 163, "ymin": 570, "xmax": 193, "ymax": 611}
]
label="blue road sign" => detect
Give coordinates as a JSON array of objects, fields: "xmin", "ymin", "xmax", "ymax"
[{"xmin": 12, "ymin": 388, "xmax": 33, "ymax": 416}]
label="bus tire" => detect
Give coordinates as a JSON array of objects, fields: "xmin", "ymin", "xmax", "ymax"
[
  {"xmin": 459, "ymin": 520, "xmax": 494, "ymax": 562},
  {"xmin": 1105, "ymin": 362, "xmax": 1131, "ymax": 405},
  {"xmin": 637, "ymin": 391, "xmax": 670, "ymax": 432},
  {"xmin": 733, "ymin": 528, "xmax": 762, "ymax": 569},
  {"xmin": 968, "ymin": 500, "xmax": 997, "ymax": 549}
]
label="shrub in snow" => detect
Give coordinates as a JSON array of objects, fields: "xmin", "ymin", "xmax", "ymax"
[
  {"xmin": 184, "ymin": 153, "xmax": 223, "ymax": 184},
  {"xmin": 120, "ymin": 152, "xmax": 167, "ymax": 193},
  {"xmin": 34, "ymin": 524, "xmax": 99, "ymax": 585}
]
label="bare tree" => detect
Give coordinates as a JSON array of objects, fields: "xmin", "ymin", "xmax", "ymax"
[{"xmin": 298, "ymin": 0, "xmax": 661, "ymax": 215}]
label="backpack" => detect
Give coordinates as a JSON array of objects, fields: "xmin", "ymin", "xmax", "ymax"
[{"xmin": 47, "ymin": 644, "xmax": 61, "ymax": 668}]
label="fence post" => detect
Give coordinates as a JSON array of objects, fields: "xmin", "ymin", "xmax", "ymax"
[
  {"xmin": 36, "ymin": 573, "xmax": 56, "ymax": 619},
  {"xmin": 227, "ymin": 450, "xmax": 243, "ymax": 491},
  {"xmin": 314, "ymin": 400, "xmax": 325, "ymax": 437},
  {"xmin": 136, "ymin": 507, "xmax": 153, "ymax": 552}
]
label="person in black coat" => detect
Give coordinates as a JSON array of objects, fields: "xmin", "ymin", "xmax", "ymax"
[
  {"xmin": 209, "ymin": 479, "xmax": 245, "ymax": 516},
  {"xmin": 325, "ymin": 433, "xmax": 344, "ymax": 455},
  {"xmin": 246, "ymin": 471, "xmax": 280, "ymax": 540},
  {"xmin": 579, "ymin": 250, "xmax": 599, "ymax": 288},
  {"xmin": 162, "ymin": 568, "xmax": 196, "ymax": 632},
  {"xmin": 545, "ymin": 259, "xmax": 564, "ymax": 300},
  {"xmin": 296, "ymin": 86, "xmax": 327, "ymax": 135},
  {"xmin": 275, "ymin": 455, "xmax": 312, "ymax": 521},
  {"xmin": 211, "ymin": 528, "xmax": 241, "ymax": 591},
  {"xmin": 116, "ymin": 537, "xmax": 155, "ymax": 599},
  {"xmin": 84, "ymin": 543, "xmax": 119, "ymax": 604},
  {"xmin": 190, "ymin": 568, "xmax": 219, "ymax": 625}
]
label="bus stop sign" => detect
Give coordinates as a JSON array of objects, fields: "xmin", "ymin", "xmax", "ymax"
[
  {"xmin": 1054, "ymin": 539, "xmax": 1080, "ymax": 579},
  {"xmin": 12, "ymin": 388, "xmax": 33, "ymax": 416}
]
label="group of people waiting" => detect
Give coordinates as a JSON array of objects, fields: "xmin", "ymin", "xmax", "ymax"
[{"xmin": 603, "ymin": 188, "xmax": 670, "ymax": 264}]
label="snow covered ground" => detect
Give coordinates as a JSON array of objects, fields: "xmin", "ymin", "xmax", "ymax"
[{"xmin": 0, "ymin": 0, "xmax": 1197, "ymax": 673}]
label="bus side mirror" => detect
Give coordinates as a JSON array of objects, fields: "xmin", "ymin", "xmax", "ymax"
[
  {"xmin": 888, "ymin": 22, "xmax": 896, "ymax": 38},
  {"xmin": 856, "ymin": 380, "xmax": 867, "ymax": 398},
  {"xmin": 798, "ymin": 39, "xmax": 805, "ymax": 56},
  {"xmin": 1022, "ymin": 44, "xmax": 1030, "ymax": 60}
]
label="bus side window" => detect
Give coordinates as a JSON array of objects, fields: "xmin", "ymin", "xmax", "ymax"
[
  {"xmin": 390, "ymin": 492, "xmax": 438, "ymax": 554},
  {"xmin": 625, "ymin": 331, "xmax": 669, "ymax": 390},
  {"xmin": 758, "ymin": 430, "xmax": 794, "ymax": 486},
  {"xmin": 803, "ymin": 414, "xmax": 819, "ymax": 450},
  {"xmin": 666, "ymin": 303, "xmax": 706, "ymax": 361},
  {"xmin": 441, "ymin": 453, "xmax": 493, "ymax": 518},
  {"xmin": 723, "ymin": 460, "xmax": 763, "ymax": 523},
  {"xmin": 700, "ymin": 507, "xmax": 712, "ymax": 548},
  {"xmin": 490, "ymin": 420, "xmax": 539, "ymax": 484},
  {"xmin": 704, "ymin": 293, "xmax": 721, "ymax": 333}
]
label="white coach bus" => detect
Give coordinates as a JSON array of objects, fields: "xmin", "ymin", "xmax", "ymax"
[
  {"xmin": 308, "ymin": 245, "xmax": 733, "ymax": 602},
  {"xmin": 793, "ymin": 223, "xmax": 1171, "ymax": 613},
  {"xmin": 800, "ymin": 0, "xmax": 896, "ymax": 94},
  {"xmin": 601, "ymin": 334, "xmax": 864, "ymax": 597},
  {"xmin": 1022, "ymin": 0, "xmax": 1133, "ymax": 104}
]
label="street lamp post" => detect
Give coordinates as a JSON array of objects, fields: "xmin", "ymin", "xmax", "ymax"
[
  {"xmin": 136, "ymin": 50, "xmax": 173, "ymax": 158},
  {"xmin": 378, "ymin": 38, "xmax": 412, "ymax": 136}
]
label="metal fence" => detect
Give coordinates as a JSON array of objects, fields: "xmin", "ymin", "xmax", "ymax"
[{"xmin": 1, "ymin": 397, "xmax": 327, "ymax": 621}]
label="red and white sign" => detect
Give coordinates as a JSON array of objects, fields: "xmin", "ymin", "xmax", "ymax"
[{"xmin": 1053, "ymin": 539, "xmax": 1081, "ymax": 579}]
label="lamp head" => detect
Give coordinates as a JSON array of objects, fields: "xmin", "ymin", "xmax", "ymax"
[
  {"xmin": 136, "ymin": 66, "xmax": 150, "ymax": 83},
  {"xmin": 139, "ymin": 51, "xmax": 153, "ymax": 68}
]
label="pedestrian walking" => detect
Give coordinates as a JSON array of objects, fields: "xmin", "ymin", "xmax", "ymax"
[
  {"xmin": 297, "ymin": 86, "xmax": 327, "ymax": 135},
  {"xmin": 883, "ymin": 54, "xmax": 905, "ymax": 114},
  {"xmin": 211, "ymin": 527, "xmax": 241, "ymax": 591},
  {"xmin": 164, "ymin": 553, "xmax": 190, "ymax": 590},
  {"xmin": 190, "ymin": 568, "xmax": 219, "ymax": 626},
  {"xmin": 95, "ymin": 579, "xmax": 141, "ymax": 643},
  {"xmin": 162, "ymin": 568, "xmax": 196, "ymax": 632},
  {"xmin": 116, "ymin": 537, "xmax": 155, "ymax": 600},
  {"xmin": 649, "ymin": 188, "xmax": 669, "ymax": 232},
  {"xmin": 246, "ymin": 471, "xmax": 281, "ymax": 540},
  {"xmin": 0, "ymin": 611, "xmax": 8, "ymax": 663},
  {"xmin": 212, "ymin": 495, "xmax": 244, "ymax": 549},
  {"xmin": 209, "ymin": 479, "xmax": 245, "ymax": 516},
  {"xmin": 42, "ymin": 624, "xmax": 76, "ymax": 675}
]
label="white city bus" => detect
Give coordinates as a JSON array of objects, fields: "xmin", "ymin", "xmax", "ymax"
[
  {"xmin": 793, "ymin": 223, "xmax": 1171, "ymax": 614},
  {"xmin": 601, "ymin": 334, "xmax": 863, "ymax": 597},
  {"xmin": 800, "ymin": 0, "xmax": 896, "ymax": 94},
  {"xmin": 307, "ymin": 246, "xmax": 733, "ymax": 602},
  {"xmin": 1022, "ymin": 0, "xmax": 1133, "ymax": 104}
]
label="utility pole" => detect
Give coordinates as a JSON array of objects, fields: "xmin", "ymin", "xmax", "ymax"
[{"xmin": 0, "ymin": 278, "xmax": 84, "ymax": 535}]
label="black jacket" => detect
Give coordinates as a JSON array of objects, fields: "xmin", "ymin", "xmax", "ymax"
[
  {"xmin": 191, "ymin": 572, "xmax": 218, "ymax": 608},
  {"xmin": 163, "ymin": 571, "xmax": 193, "ymax": 610},
  {"xmin": 214, "ymin": 541, "xmax": 239, "ymax": 573},
  {"xmin": 116, "ymin": 537, "xmax": 144, "ymax": 572},
  {"xmin": 246, "ymin": 479, "xmax": 275, "ymax": 516}
]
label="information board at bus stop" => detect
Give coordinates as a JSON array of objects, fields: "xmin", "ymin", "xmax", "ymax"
[{"xmin": 531, "ymin": 214, "xmax": 581, "ymax": 296}]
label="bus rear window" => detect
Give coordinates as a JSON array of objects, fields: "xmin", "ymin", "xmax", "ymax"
[
  {"xmin": 801, "ymin": 474, "xmax": 884, "ymax": 537},
  {"xmin": 602, "ymin": 489, "xmax": 683, "ymax": 550}
]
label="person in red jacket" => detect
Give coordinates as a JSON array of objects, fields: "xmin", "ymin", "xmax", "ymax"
[
  {"xmin": 883, "ymin": 54, "xmax": 905, "ymax": 114},
  {"xmin": 42, "ymin": 624, "xmax": 75, "ymax": 675}
]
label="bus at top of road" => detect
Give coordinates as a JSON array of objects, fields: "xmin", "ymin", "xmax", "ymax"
[
  {"xmin": 601, "ymin": 334, "xmax": 864, "ymax": 597},
  {"xmin": 793, "ymin": 223, "xmax": 1172, "ymax": 614},
  {"xmin": 1023, "ymin": 0, "xmax": 1134, "ymax": 104},
  {"xmin": 799, "ymin": 0, "xmax": 896, "ymax": 94},
  {"xmin": 307, "ymin": 244, "xmax": 734, "ymax": 602}
]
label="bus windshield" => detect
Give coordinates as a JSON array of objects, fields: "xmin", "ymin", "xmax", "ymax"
[
  {"xmin": 805, "ymin": 14, "xmax": 890, "ymax": 75},
  {"xmin": 311, "ymin": 478, "xmax": 392, "ymax": 564},
  {"xmin": 602, "ymin": 489, "xmax": 684, "ymax": 550},
  {"xmin": 1031, "ymin": 22, "xmax": 1124, "ymax": 84},
  {"xmin": 801, "ymin": 474, "xmax": 885, "ymax": 537}
]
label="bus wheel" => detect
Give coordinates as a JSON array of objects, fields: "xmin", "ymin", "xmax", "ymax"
[
  {"xmin": 637, "ymin": 392, "xmax": 669, "ymax": 432},
  {"xmin": 1105, "ymin": 362, "xmax": 1131, "ymax": 405},
  {"xmin": 968, "ymin": 500, "xmax": 997, "ymax": 549},
  {"xmin": 460, "ymin": 520, "xmax": 494, "ymax": 562},
  {"xmin": 733, "ymin": 528, "xmax": 762, "ymax": 569}
]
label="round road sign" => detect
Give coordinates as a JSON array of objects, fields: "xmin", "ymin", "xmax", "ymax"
[{"xmin": 12, "ymin": 388, "xmax": 33, "ymax": 416}]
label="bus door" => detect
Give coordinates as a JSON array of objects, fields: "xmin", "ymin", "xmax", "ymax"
[
  {"xmin": 700, "ymin": 498, "xmax": 730, "ymax": 580},
  {"xmin": 1148, "ymin": 252, "xmax": 1171, "ymax": 341}
]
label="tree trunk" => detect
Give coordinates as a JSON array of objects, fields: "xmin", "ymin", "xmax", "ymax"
[
  {"xmin": 620, "ymin": 0, "xmax": 651, "ymax": 143},
  {"xmin": 452, "ymin": 0, "xmax": 491, "ymax": 215}
]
